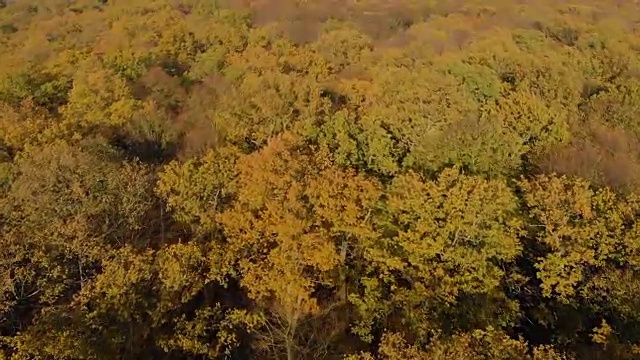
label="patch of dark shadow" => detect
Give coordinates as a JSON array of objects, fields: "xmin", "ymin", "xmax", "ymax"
[
  {"xmin": 0, "ymin": 146, "xmax": 12, "ymax": 163},
  {"xmin": 75, "ymin": 136, "xmax": 128, "ymax": 164},
  {"xmin": 581, "ymin": 80, "xmax": 607, "ymax": 100},
  {"xmin": 320, "ymin": 88, "xmax": 347, "ymax": 111},
  {"xmin": 0, "ymin": 23, "xmax": 17, "ymax": 35},
  {"xmin": 545, "ymin": 26, "xmax": 580, "ymax": 47},
  {"xmin": 110, "ymin": 133, "xmax": 179, "ymax": 165},
  {"xmin": 238, "ymin": 136, "xmax": 262, "ymax": 154},
  {"xmin": 160, "ymin": 59, "xmax": 189, "ymax": 78},
  {"xmin": 500, "ymin": 71, "xmax": 518, "ymax": 87},
  {"xmin": 531, "ymin": 20, "xmax": 544, "ymax": 32}
]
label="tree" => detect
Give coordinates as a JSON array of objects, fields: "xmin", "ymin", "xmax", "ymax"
[
  {"xmin": 351, "ymin": 168, "xmax": 523, "ymax": 343},
  {"xmin": 518, "ymin": 175, "xmax": 640, "ymax": 357},
  {"xmin": 217, "ymin": 133, "xmax": 381, "ymax": 359},
  {"xmin": 0, "ymin": 141, "xmax": 157, "ymax": 356},
  {"xmin": 346, "ymin": 328, "xmax": 571, "ymax": 360}
]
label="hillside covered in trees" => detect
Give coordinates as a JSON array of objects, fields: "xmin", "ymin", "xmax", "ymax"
[{"xmin": 3, "ymin": 0, "xmax": 640, "ymax": 359}]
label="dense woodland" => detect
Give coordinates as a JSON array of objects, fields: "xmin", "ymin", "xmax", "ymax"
[{"xmin": 4, "ymin": 0, "xmax": 640, "ymax": 359}]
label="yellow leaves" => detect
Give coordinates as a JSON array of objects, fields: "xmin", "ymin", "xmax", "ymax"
[
  {"xmin": 156, "ymin": 146, "xmax": 240, "ymax": 231},
  {"xmin": 345, "ymin": 353, "xmax": 376, "ymax": 360},
  {"xmin": 4, "ymin": 0, "xmax": 640, "ymax": 358},
  {"xmin": 521, "ymin": 175, "xmax": 591, "ymax": 237},
  {"xmin": 0, "ymin": 99, "xmax": 51, "ymax": 151},
  {"xmin": 313, "ymin": 25, "xmax": 372, "ymax": 73},
  {"xmin": 215, "ymin": 62, "xmax": 332, "ymax": 146},
  {"xmin": 79, "ymin": 246, "xmax": 155, "ymax": 320},
  {"xmin": 100, "ymin": 49, "xmax": 153, "ymax": 80},
  {"xmin": 161, "ymin": 305, "xmax": 265, "ymax": 358},
  {"xmin": 94, "ymin": 6, "xmax": 201, "ymax": 71},
  {"xmin": 582, "ymin": 268, "xmax": 640, "ymax": 322},
  {"xmin": 5, "ymin": 141, "xmax": 156, "ymax": 264},
  {"xmin": 348, "ymin": 276, "xmax": 389, "ymax": 343},
  {"xmin": 591, "ymin": 319, "xmax": 613, "ymax": 345},
  {"xmin": 156, "ymin": 24, "xmax": 200, "ymax": 67},
  {"xmin": 74, "ymin": 241, "xmax": 226, "ymax": 348},
  {"xmin": 156, "ymin": 242, "xmax": 207, "ymax": 302},
  {"xmin": 62, "ymin": 62, "xmax": 138, "ymax": 130},
  {"xmin": 521, "ymin": 174, "xmax": 629, "ymax": 244},
  {"xmin": 348, "ymin": 327, "xmax": 571, "ymax": 360},
  {"xmin": 188, "ymin": 9, "xmax": 249, "ymax": 50},
  {"xmin": 227, "ymin": 134, "xmax": 380, "ymax": 238},
  {"xmin": 305, "ymin": 159, "xmax": 381, "ymax": 234},
  {"xmin": 351, "ymin": 168, "xmax": 522, "ymax": 342},
  {"xmin": 485, "ymin": 87, "xmax": 571, "ymax": 150},
  {"xmin": 535, "ymin": 252, "xmax": 587, "ymax": 300},
  {"xmin": 214, "ymin": 134, "xmax": 381, "ymax": 350},
  {"xmin": 415, "ymin": 113, "xmax": 525, "ymax": 176},
  {"xmin": 375, "ymin": 332, "xmax": 427, "ymax": 360},
  {"xmin": 230, "ymin": 134, "xmax": 300, "ymax": 208},
  {"xmin": 356, "ymin": 63, "xmax": 482, "ymax": 174},
  {"xmin": 380, "ymin": 168, "xmax": 522, "ymax": 285},
  {"xmin": 521, "ymin": 174, "xmax": 640, "ymax": 302},
  {"xmin": 585, "ymin": 77, "xmax": 640, "ymax": 136}
]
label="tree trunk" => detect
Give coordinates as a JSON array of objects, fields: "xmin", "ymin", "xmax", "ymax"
[
  {"xmin": 286, "ymin": 336, "xmax": 295, "ymax": 360},
  {"xmin": 339, "ymin": 239, "xmax": 348, "ymax": 302}
]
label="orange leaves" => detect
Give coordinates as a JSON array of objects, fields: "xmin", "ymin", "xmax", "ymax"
[
  {"xmin": 0, "ymin": 99, "xmax": 51, "ymax": 150},
  {"xmin": 211, "ymin": 135, "xmax": 384, "ymax": 358},
  {"xmin": 218, "ymin": 135, "xmax": 381, "ymax": 308}
]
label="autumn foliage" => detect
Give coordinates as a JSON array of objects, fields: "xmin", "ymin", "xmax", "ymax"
[{"xmin": 2, "ymin": 0, "xmax": 640, "ymax": 359}]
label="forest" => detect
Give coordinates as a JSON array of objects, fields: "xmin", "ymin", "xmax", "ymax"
[{"xmin": 2, "ymin": 0, "xmax": 640, "ymax": 359}]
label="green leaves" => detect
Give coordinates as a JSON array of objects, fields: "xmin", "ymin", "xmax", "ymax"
[
  {"xmin": 349, "ymin": 168, "xmax": 523, "ymax": 342},
  {"xmin": 157, "ymin": 146, "xmax": 240, "ymax": 232}
]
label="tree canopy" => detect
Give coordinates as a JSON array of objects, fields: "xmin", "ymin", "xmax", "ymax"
[{"xmin": 2, "ymin": 0, "xmax": 640, "ymax": 359}]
